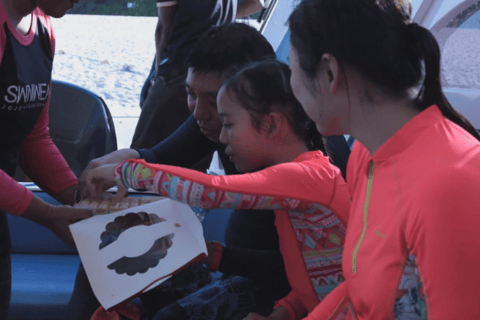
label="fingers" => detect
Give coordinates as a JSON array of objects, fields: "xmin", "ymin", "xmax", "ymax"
[
  {"xmin": 86, "ymin": 170, "xmax": 99, "ymax": 199},
  {"xmin": 83, "ymin": 165, "xmax": 115, "ymax": 198},
  {"xmin": 80, "ymin": 159, "xmax": 101, "ymax": 198},
  {"xmin": 52, "ymin": 206, "xmax": 93, "ymax": 222},
  {"xmin": 81, "ymin": 150, "xmax": 139, "ymax": 199},
  {"xmin": 79, "ymin": 171, "xmax": 92, "ymax": 199},
  {"xmin": 111, "ymin": 185, "xmax": 128, "ymax": 207},
  {"xmin": 70, "ymin": 208, "xmax": 94, "ymax": 221}
]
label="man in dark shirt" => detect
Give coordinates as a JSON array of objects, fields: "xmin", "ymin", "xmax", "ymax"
[
  {"xmin": 131, "ymin": 0, "xmax": 266, "ymax": 150},
  {"xmin": 68, "ymin": 23, "xmax": 290, "ymax": 320}
]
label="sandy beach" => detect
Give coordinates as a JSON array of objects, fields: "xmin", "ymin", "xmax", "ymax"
[{"xmin": 52, "ymin": 14, "xmax": 157, "ymax": 115}]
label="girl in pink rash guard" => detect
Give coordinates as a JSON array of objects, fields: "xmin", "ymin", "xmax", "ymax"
[
  {"xmin": 85, "ymin": 60, "xmax": 350, "ymax": 320},
  {"xmin": 288, "ymin": 0, "xmax": 480, "ymax": 319}
]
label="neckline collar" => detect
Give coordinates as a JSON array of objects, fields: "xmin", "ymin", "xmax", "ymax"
[
  {"xmin": 369, "ymin": 105, "xmax": 443, "ymax": 161},
  {"xmin": 0, "ymin": 2, "xmax": 37, "ymax": 45}
]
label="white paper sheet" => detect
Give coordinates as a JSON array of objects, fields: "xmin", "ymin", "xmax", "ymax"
[{"xmin": 70, "ymin": 198, "xmax": 207, "ymax": 310}]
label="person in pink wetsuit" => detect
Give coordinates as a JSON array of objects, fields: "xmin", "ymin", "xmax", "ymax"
[
  {"xmin": 0, "ymin": 0, "xmax": 92, "ymax": 317},
  {"xmin": 288, "ymin": 0, "xmax": 480, "ymax": 319}
]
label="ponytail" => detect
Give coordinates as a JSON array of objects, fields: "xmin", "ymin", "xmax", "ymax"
[
  {"xmin": 409, "ymin": 23, "xmax": 480, "ymax": 141},
  {"xmin": 304, "ymin": 119, "xmax": 326, "ymax": 153}
]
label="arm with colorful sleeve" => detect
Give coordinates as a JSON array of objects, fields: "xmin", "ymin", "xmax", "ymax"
[
  {"xmin": 109, "ymin": 155, "xmax": 349, "ymax": 320},
  {"xmin": 114, "ymin": 157, "xmax": 345, "ymax": 220}
]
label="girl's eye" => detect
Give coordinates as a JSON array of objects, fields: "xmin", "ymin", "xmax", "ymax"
[
  {"xmin": 187, "ymin": 92, "xmax": 197, "ymax": 100},
  {"xmin": 223, "ymin": 123, "xmax": 232, "ymax": 128}
]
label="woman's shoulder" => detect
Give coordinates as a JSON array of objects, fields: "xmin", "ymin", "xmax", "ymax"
[{"xmin": 294, "ymin": 150, "xmax": 339, "ymax": 170}]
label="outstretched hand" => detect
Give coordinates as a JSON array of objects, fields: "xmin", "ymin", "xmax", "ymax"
[
  {"xmin": 83, "ymin": 163, "xmax": 129, "ymax": 205},
  {"xmin": 79, "ymin": 149, "xmax": 140, "ymax": 199}
]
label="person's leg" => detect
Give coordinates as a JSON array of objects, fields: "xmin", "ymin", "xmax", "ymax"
[
  {"xmin": 0, "ymin": 212, "xmax": 12, "ymax": 320},
  {"xmin": 140, "ymin": 263, "xmax": 214, "ymax": 319},
  {"xmin": 64, "ymin": 263, "xmax": 101, "ymax": 320},
  {"xmin": 151, "ymin": 276, "xmax": 275, "ymax": 320},
  {"xmin": 140, "ymin": 56, "xmax": 157, "ymax": 109},
  {"xmin": 130, "ymin": 70, "xmax": 192, "ymax": 150}
]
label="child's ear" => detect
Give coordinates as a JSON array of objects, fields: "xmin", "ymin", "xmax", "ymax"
[{"xmin": 263, "ymin": 112, "xmax": 284, "ymax": 137}]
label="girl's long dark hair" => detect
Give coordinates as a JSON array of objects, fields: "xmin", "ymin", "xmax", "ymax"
[
  {"xmin": 289, "ymin": 0, "xmax": 480, "ymax": 140},
  {"xmin": 223, "ymin": 59, "xmax": 326, "ymax": 153}
]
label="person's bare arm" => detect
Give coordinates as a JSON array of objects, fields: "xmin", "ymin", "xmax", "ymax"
[
  {"xmin": 155, "ymin": 2, "xmax": 178, "ymax": 76},
  {"xmin": 237, "ymin": 0, "xmax": 265, "ymax": 18}
]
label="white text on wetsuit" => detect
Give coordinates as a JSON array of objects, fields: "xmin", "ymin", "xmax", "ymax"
[{"xmin": 2, "ymin": 83, "xmax": 49, "ymax": 111}]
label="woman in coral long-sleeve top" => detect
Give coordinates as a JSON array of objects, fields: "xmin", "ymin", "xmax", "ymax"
[{"xmin": 287, "ymin": 0, "xmax": 480, "ymax": 319}]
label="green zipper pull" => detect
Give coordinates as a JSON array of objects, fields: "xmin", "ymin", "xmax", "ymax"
[{"xmin": 352, "ymin": 161, "xmax": 374, "ymax": 274}]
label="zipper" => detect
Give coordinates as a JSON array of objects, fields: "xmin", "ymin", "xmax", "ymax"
[{"xmin": 352, "ymin": 161, "xmax": 374, "ymax": 273}]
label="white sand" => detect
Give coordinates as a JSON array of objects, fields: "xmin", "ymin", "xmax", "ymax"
[{"xmin": 52, "ymin": 14, "xmax": 157, "ymax": 116}]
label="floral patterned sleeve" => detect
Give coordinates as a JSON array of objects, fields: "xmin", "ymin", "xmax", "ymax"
[{"xmin": 114, "ymin": 157, "xmax": 340, "ymax": 213}]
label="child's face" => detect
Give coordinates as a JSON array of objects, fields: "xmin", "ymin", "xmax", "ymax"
[
  {"xmin": 217, "ymin": 87, "xmax": 271, "ymax": 173},
  {"xmin": 36, "ymin": 0, "xmax": 79, "ymax": 18}
]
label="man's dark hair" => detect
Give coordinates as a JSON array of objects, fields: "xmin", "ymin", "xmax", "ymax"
[{"xmin": 186, "ymin": 23, "xmax": 276, "ymax": 76}]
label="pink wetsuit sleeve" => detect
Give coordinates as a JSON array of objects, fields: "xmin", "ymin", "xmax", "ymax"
[
  {"xmin": 275, "ymin": 291, "xmax": 308, "ymax": 320},
  {"xmin": 409, "ymin": 169, "xmax": 480, "ymax": 319},
  {"xmin": 18, "ymin": 94, "xmax": 78, "ymax": 197},
  {"xmin": 115, "ymin": 158, "xmax": 340, "ymax": 211},
  {"xmin": 302, "ymin": 282, "xmax": 349, "ymax": 320},
  {"xmin": 0, "ymin": 171, "xmax": 34, "ymax": 215}
]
